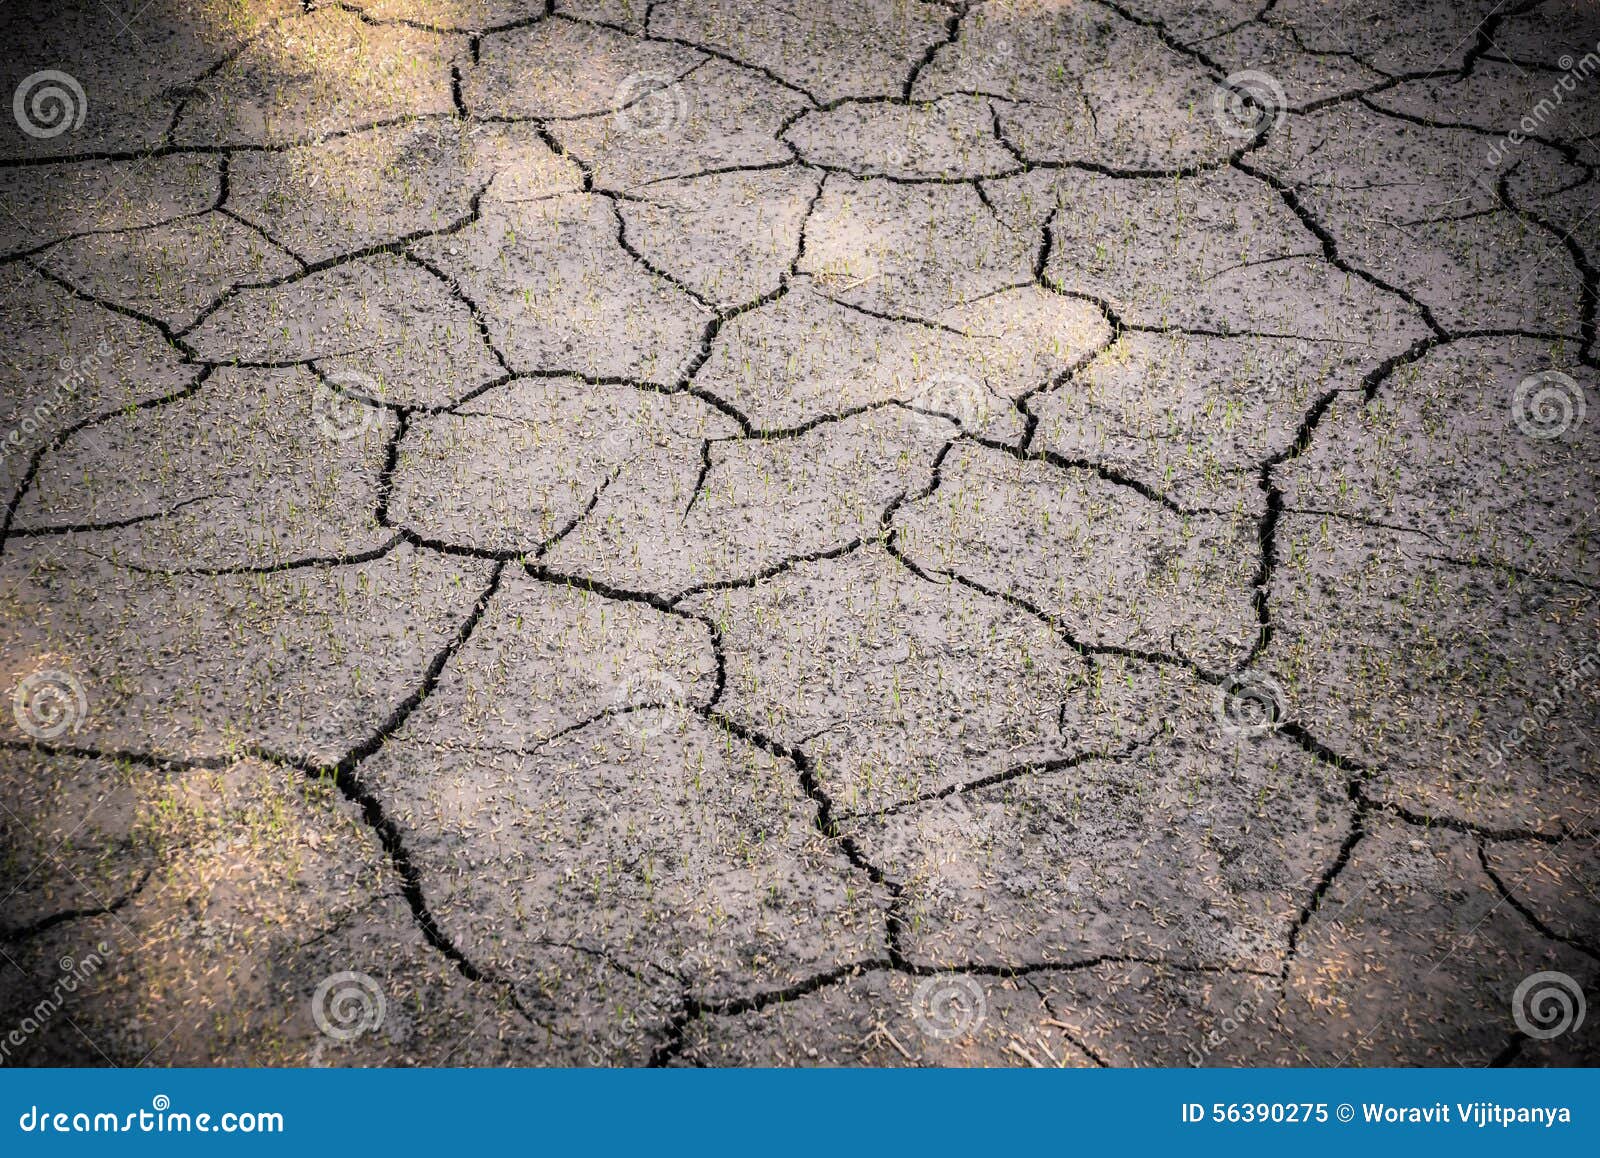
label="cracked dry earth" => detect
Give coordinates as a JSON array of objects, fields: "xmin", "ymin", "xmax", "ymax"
[{"xmin": 1, "ymin": 0, "xmax": 1598, "ymax": 1070}]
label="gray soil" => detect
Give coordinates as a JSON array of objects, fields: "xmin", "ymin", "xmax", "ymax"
[{"xmin": 0, "ymin": 0, "xmax": 1596, "ymax": 1067}]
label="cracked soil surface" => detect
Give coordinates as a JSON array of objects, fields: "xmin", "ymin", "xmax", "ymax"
[{"xmin": 1, "ymin": 0, "xmax": 1598, "ymax": 1067}]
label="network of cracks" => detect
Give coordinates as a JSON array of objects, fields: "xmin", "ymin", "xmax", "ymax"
[{"xmin": 0, "ymin": 0, "xmax": 1597, "ymax": 1066}]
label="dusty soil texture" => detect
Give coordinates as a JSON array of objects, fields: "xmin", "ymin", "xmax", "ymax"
[{"xmin": 2, "ymin": 0, "xmax": 1598, "ymax": 1068}]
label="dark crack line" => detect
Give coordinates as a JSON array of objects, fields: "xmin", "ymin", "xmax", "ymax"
[
  {"xmin": 0, "ymin": 367, "xmax": 211, "ymax": 562},
  {"xmin": 833, "ymin": 728, "xmax": 1163, "ymax": 823},
  {"xmin": 672, "ymin": 949, "xmax": 1288, "ymax": 1048},
  {"xmin": 7, "ymin": 494, "xmax": 218, "ymax": 539},
  {"xmin": 271, "ymin": 560, "xmax": 535, "ymax": 1017},
  {"xmin": 702, "ymin": 709, "xmax": 910, "ymax": 968},
  {"xmin": 1498, "ymin": 165, "xmax": 1599, "ymax": 362},
  {"xmin": 1244, "ymin": 333, "xmax": 1442, "ymax": 666},
  {"xmin": 1477, "ymin": 840, "xmax": 1600, "ymax": 962},
  {"xmin": 400, "ymin": 249, "xmax": 514, "ymax": 375},
  {"xmin": 216, "ymin": 205, "xmax": 311, "ymax": 269},
  {"xmin": 3, "ymin": 688, "xmax": 545, "ymax": 1044},
  {"xmin": 681, "ymin": 439, "xmax": 715, "ymax": 523},
  {"xmin": 0, "ymin": 867, "xmax": 153, "ymax": 944},
  {"xmin": 624, "ymin": 158, "xmax": 802, "ymax": 191},
  {"xmin": 902, "ymin": 0, "xmax": 969, "ymax": 100},
  {"xmin": 667, "ymin": 539, "xmax": 869, "ymax": 605},
  {"xmin": 603, "ymin": 192, "xmax": 717, "ymax": 311},
  {"xmin": 1231, "ymin": 157, "xmax": 1445, "ymax": 339},
  {"xmin": 80, "ymin": 534, "xmax": 407, "ymax": 578},
  {"xmin": 29, "ymin": 262, "xmax": 195, "ymax": 357},
  {"xmin": 0, "ymin": 114, "xmax": 460, "ymax": 169},
  {"xmin": 1365, "ymin": 797, "xmax": 1567, "ymax": 845},
  {"xmin": 0, "ymin": 172, "xmax": 227, "ymax": 268},
  {"xmin": 374, "ymin": 410, "xmax": 409, "ymax": 527},
  {"xmin": 1360, "ymin": 92, "xmax": 1596, "ymax": 183},
  {"xmin": 1025, "ymin": 976, "xmax": 1112, "ymax": 1068},
  {"xmin": 726, "ymin": 398, "xmax": 955, "ymax": 443},
  {"xmin": 0, "ymin": 543, "xmax": 517, "ymax": 1006},
  {"xmin": 1282, "ymin": 505, "xmax": 1452, "ymax": 547},
  {"xmin": 606, "ymin": 11, "xmax": 823, "ymax": 108},
  {"xmin": 880, "ymin": 524, "xmax": 1203, "ymax": 678},
  {"xmin": 532, "ymin": 466, "xmax": 621, "ymax": 559},
  {"xmin": 1095, "ymin": 0, "xmax": 1228, "ymax": 79},
  {"xmin": 173, "ymin": 185, "xmax": 492, "ymax": 340},
  {"xmin": 1417, "ymin": 549, "xmax": 1600, "ymax": 594},
  {"xmin": 972, "ymin": 437, "xmax": 1201, "ymax": 516}
]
